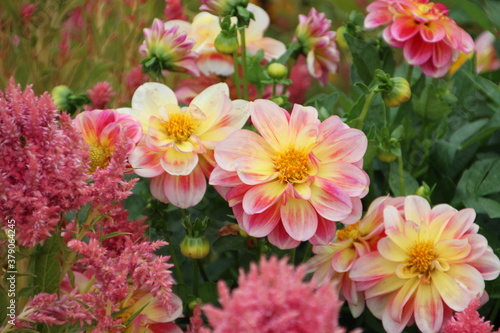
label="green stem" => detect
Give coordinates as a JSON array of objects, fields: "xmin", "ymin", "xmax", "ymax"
[
  {"xmin": 239, "ymin": 28, "xmax": 249, "ymax": 100},
  {"xmin": 302, "ymin": 243, "xmax": 313, "ymax": 263},
  {"xmin": 193, "ymin": 259, "xmax": 199, "ymax": 296},
  {"xmin": 406, "ymin": 65, "xmax": 414, "ymax": 83},
  {"xmin": 489, "ymin": 297, "xmax": 500, "ymax": 323},
  {"xmin": 272, "ymin": 82, "xmax": 277, "ymax": 97},
  {"xmin": 397, "ymin": 144, "xmax": 406, "ymax": 196},
  {"xmin": 232, "ymin": 51, "xmax": 242, "ymax": 99},
  {"xmin": 167, "ymin": 240, "xmax": 186, "ymax": 285},
  {"xmin": 356, "ymin": 89, "xmax": 377, "ymax": 129},
  {"xmin": 289, "ymin": 248, "xmax": 296, "ymax": 265},
  {"xmin": 198, "ymin": 259, "xmax": 209, "ymax": 283}
]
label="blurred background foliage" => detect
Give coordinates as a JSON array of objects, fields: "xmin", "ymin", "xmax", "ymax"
[{"xmin": 1, "ymin": 0, "xmax": 500, "ymax": 331}]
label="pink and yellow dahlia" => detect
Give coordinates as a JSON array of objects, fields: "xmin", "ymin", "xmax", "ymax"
[
  {"xmin": 350, "ymin": 195, "xmax": 500, "ymax": 333},
  {"xmin": 140, "ymin": 18, "xmax": 200, "ymax": 77},
  {"xmin": 475, "ymin": 31, "xmax": 500, "ymax": 73},
  {"xmin": 210, "ymin": 100, "xmax": 369, "ymax": 249},
  {"xmin": 307, "ymin": 196, "xmax": 404, "ymax": 317},
  {"xmin": 74, "ymin": 109, "xmax": 142, "ymax": 172},
  {"xmin": 294, "ymin": 8, "xmax": 340, "ymax": 85},
  {"xmin": 365, "ymin": 0, "xmax": 474, "ymax": 78},
  {"xmin": 119, "ymin": 82, "xmax": 249, "ymax": 208}
]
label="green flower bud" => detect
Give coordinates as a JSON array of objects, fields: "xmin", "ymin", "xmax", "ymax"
[
  {"xmin": 214, "ymin": 31, "xmax": 239, "ymax": 54},
  {"xmin": 267, "ymin": 63, "xmax": 288, "ymax": 79},
  {"xmin": 51, "ymin": 85, "xmax": 73, "ymax": 111},
  {"xmin": 335, "ymin": 26, "xmax": 348, "ymax": 50},
  {"xmin": 377, "ymin": 150, "xmax": 397, "ymax": 163},
  {"xmin": 188, "ymin": 298, "xmax": 202, "ymax": 310},
  {"xmin": 382, "ymin": 77, "xmax": 411, "ymax": 107},
  {"xmin": 180, "ymin": 236, "xmax": 210, "ymax": 259}
]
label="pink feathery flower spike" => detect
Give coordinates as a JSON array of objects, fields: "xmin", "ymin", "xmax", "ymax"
[
  {"xmin": 442, "ymin": 297, "xmax": 500, "ymax": 333},
  {"xmin": 86, "ymin": 81, "xmax": 116, "ymax": 109},
  {"xmin": 164, "ymin": 0, "xmax": 187, "ymax": 21},
  {"xmin": 0, "ymin": 79, "xmax": 89, "ymax": 247},
  {"xmin": 364, "ymin": 0, "xmax": 474, "ymax": 78},
  {"xmin": 295, "ymin": 8, "xmax": 340, "ymax": 85},
  {"xmin": 202, "ymin": 256, "xmax": 356, "ymax": 333}
]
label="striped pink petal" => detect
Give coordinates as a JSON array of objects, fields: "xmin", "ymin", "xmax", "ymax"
[
  {"xmin": 129, "ymin": 145, "xmax": 164, "ymax": 178},
  {"xmin": 242, "ymin": 181, "xmax": 287, "ymax": 214},
  {"xmin": 241, "ymin": 203, "xmax": 281, "ymax": 238},
  {"xmin": 281, "ymin": 198, "xmax": 318, "ymax": 241},
  {"xmin": 160, "ymin": 148, "xmax": 199, "ymax": 176},
  {"xmin": 267, "ymin": 222, "xmax": 301, "ymax": 250},
  {"xmin": 309, "ymin": 178, "xmax": 352, "ymax": 221},
  {"xmin": 403, "ymin": 35, "xmax": 433, "ymax": 65},
  {"xmin": 250, "ymin": 99, "xmax": 291, "ymax": 150},
  {"xmin": 420, "ymin": 20, "xmax": 446, "ymax": 42},
  {"xmin": 391, "ymin": 17, "xmax": 420, "ymax": 42},
  {"xmin": 308, "ymin": 215, "xmax": 336, "ymax": 245},
  {"xmin": 163, "ymin": 165, "xmax": 207, "ymax": 209}
]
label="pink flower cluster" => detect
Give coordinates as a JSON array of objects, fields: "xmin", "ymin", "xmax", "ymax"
[
  {"xmin": 365, "ymin": 0, "xmax": 474, "ymax": 77},
  {"xmin": 0, "ymin": 80, "xmax": 89, "ymax": 247},
  {"xmin": 202, "ymin": 256, "xmax": 353, "ymax": 333},
  {"xmin": 86, "ymin": 81, "xmax": 116, "ymax": 109},
  {"xmin": 442, "ymin": 297, "xmax": 500, "ymax": 333}
]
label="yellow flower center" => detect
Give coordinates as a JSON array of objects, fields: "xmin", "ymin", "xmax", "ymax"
[
  {"xmin": 163, "ymin": 113, "xmax": 198, "ymax": 143},
  {"xmin": 336, "ymin": 222, "xmax": 361, "ymax": 241},
  {"xmin": 274, "ymin": 146, "xmax": 309, "ymax": 183},
  {"xmin": 406, "ymin": 240, "xmax": 437, "ymax": 275},
  {"xmin": 89, "ymin": 145, "xmax": 111, "ymax": 172}
]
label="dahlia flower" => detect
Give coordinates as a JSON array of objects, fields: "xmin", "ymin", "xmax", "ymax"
[
  {"xmin": 202, "ymin": 256, "xmax": 350, "ymax": 333},
  {"xmin": 365, "ymin": 0, "xmax": 474, "ymax": 78},
  {"xmin": 350, "ymin": 196, "xmax": 500, "ymax": 333},
  {"xmin": 166, "ymin": 4, "xmax": 286, "ymax": 76},
  {"xmin": 307, "ymin": 196, "xmax": 404, "ymax": 317},
  {"xmin": 140, "ymin": 18, "xmax": 199, "ymax": 77},
  {"xmin": 74, "ymin": 109, "xmax": 142, "ymax": 172},
  {"xmin": 118, "ymin": 82, "xmax": 249, "ymax": 208},
  {"xmin": 210, "ymin": 100, "xmax": 369, "ymax": 249},
  {"xmin": 475, "ymin": 31, "xmax": 500, "ymax": 73},
  {"xmin": 0, "ymin": 80, "xmax": 88, "ymax": 247},
  {"xmin": 294, "ymin": 8, "xmax": 340, "ymax": 85}
]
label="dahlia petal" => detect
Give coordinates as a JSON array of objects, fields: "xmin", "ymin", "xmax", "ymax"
[
  {"xmin": 378, "ymin": 237, "xmax": 407, "ymax": 262},
  {"xmin": 160, "ymin": 148, "xmax": 199, "ymax": 175},
  {"xmin": 150, "ymin": 174, "xmax": 170, "ymax": 203},
  {"xmin": 190, "ymin": 83, "xmax": 230, "ymax": 133},
  {"xmin": 472, "ymin": 247, "xmax": 500, "ymax": 280},
  {"xmin": 382, "ymin": 294, "xmax": 415, "ymax": 333},
  {"xmin": 364, "ymin": 275, "xmax": 407, "ymax": 299},
  {"xmin": 129, "ymin": 145, "xmax": 164, "ymax": 177},
  {"xmin": 308, "ymin": 215, "xmax": 336, "ymax": 245},
  {"xmin": 196, "ymin": 52, "xmax": 234, "ymax": 77},
  {"xmin": 130, "ymin": 83, "xmax": 178, "ymax": 125},
  {"xmin": 267, "ymin": 222, "xmax": 301, "ymax": 250},
  {"xmin": 432, "ymin": 41, "xmax": 453, "ymax": 68},
  {"xmin": 309, "ymin": 178, "xmax": 352, "ymax": 221},
  {"xmin": 383, "ymin": 205, "xmax": 405, "ymax": 233},
  {"xmin": 163, "ymin": 165, "xmax": 207, "ymax": 208},
  {"xmin": 246, "ymin": 37, "xmax": 286, "ymax": 60},
  {"xmin": 420, "ymin": 20, "xmax": 446, "ymax": 42},
  {"xmin": 434, "ymin": 238, "xmax": 471, "ymax": 262},
  {"xmin": 459, "ymin": 28, "xmax": 474, "ymax": 53},
  {"xmin": 432, "ymin": 268, "xmax": 477, "ymax": 311},
  {"xmin": 209, "ymin": 167, "xmax": 242, "ymax": 187},
  {"xmin": 250, "ymin": 99, "xmax": 291, "ymax": 149},
  {"xmin": 440, "ymin": 208, "xmax": 475, "ymax": 239},
  {"xmin": 313, "ymin": 128, "xmax": 367, "ymax": 163},
  {"xmin": 364, "ymin": 10, "xmax": 393, "ymax": 29},
  {"xmin": 242, "ymin": 181, "xmax": 287, "ymax": 214},
  {"xmin": 214, "ymin": 129, "xmax": 273, "ymax": 172},
  {"xmin": 318, "ymin": 115, "xmax": 348, "ymax": 140},
  {"xmin": 316, "ymin": 162, "xmax": 369, "ymax": 197},
  {"xmin": 245, "ymin": 3, "xmax": 269, "ymax": 40},
  {"xmin": 281, "ymin": 198, "xmax": 318, "ymax": 241},
  {"xmin": 403, "ymin": 35, "xmax": 433, "ymax": 65},
  {"xmin": 241, "ymin": 203, "xmax": 280, "ymax": 238},
  {"xmin": 331, "ymin": 247, "xmax": 356, "ymax": 272},
  {"xmin": 404, "ymin": 195, "xmax": 430, "ymax": 226},
  {"xmin": 99, "ymin": 122, "xmax": 121, "ymax": 148},
  {"xmin": 420, "ymin": 59, "xmax": 450, "ymax": 78},
  {"xmin": 234, "ymin": 155, "xmax": 277, "ymax": 185},
  {"xmin": 391, "ymin": 17, "xmax": 420, "ymax": 42},
  {"xmin": 366, "ymin": 295, "xmax": 390, "ymax": 319},
  {"xmin": 388, "ymin": 277, "xmax": 419, "ymax": 322},
  {"xmin": 382, "ymin": 26, "xmax": 406, "ymax": 48},
  {"xmin": 350, "ymin": 252, "xmax": 398, "ymax": 282},
  {"xmin": 289, "ymin": 104, "xmax": 319, "ymax": 148},
  {"xmin": 414, "ymin": 284, "xmax": 443, "ymax": 333},
  {"xmin": 341, "ymin": 197, "xmax": 363, "ymax": 225},
  {"xmin": 226, "ymin": 184, "xmax": 252, "ymax": 206},
  {"xmin": 74, "ymin": 111, "xmax": 98, "ymax": 145}
]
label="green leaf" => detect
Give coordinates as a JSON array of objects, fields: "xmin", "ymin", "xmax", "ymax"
[
  {"xmin": 33, "ymin": 234, "xmax": 64, "ymax": 294},
  {"xmin": 212, "ymin": 235, "xmax": 247, "ymax": 252},
  {"xmin": 99, "ymin": 232, "xmax": 132, "ymax": 241},
  {"xmin": 460, "ymin": 69, "xmax": 500, "ymax": 106},
  {"xmin": 199, "ymin": 282, "xmax": 218, "ymax": 304},
  {"xmin": 441, "ymin": 0, "xmax": 493, "ymax": 31},
  {"xmin": 344, "ymin": 33, "xmax": 382, "ymax": 85},
  {"xmin": 388, "ymin": 163, "xmax": 419, "ymax": 196},
  {"xmin": 412, "ymin": 83, "xmax": 452, "ymax": 121}
]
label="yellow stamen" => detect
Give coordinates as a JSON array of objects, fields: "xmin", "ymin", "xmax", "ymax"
[
  {"xmin": 89, "ymin": 145, "xmax": 111, "ymax": 172},
  {"xmin": 163, "ymin": 113, "xmax": 198, "ymax": 143},
  {"xmin": 274, "ymin": 146, "xmax": 309, "ymax": 183},
  {"xmin": 406, "ymin": 240, "xmax": 437, "ymax": 275},
  {"xmin": 336, "ymin": 222, "xmax": 361, "ymax": 241}
]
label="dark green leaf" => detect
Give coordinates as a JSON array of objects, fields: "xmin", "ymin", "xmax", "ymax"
[{"xmin": 33, "ymin": 234, "xmax": 64, "ymax": 294}]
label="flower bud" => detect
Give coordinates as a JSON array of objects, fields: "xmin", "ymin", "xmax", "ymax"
[
  {"xmin": 180, "ymin": 236, "xmax": 210, "ymax": 259},
  {"xmin": 335, "ymin": 25, "xmax": 348, "ymax": 50},
  {"xmin": 376, "ymin": 150, "xmax": 397, "ymax": 163},
  {"xmin": 51, "ymin": 85, "xmax": 72, "ymax": 111},
  {"xmin": 214, "ymin": 31, "xmax": 239, "ymax": 54},
  {"xmin": 382, "ymin": 77, "xmax": 411, "ymax": 107},
  {"xmin": 267, "ymin": 63, "xmax": 287, "ymax": 79}
]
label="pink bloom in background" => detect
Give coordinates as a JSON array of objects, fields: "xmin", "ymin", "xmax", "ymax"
[
  {"xmin": 210, "ymin": 100, "xmax": 369, "ymax": 249},
  {"xmin": 199, "ymin": 0, "xmax": 248, "ymax": 17},
  {"xmin": 365, "ymin": 0, "xmax": 474, "ymax": 78},
  {"xmin": 74, "ymin": 109, "xmax": 142, "ymax": 172},
  {"xmin": 307, "ymin": 196, "xmax": 404, "ymax": 317},
  {"xmin": 475, "ymin": 31, "xmax": 500, "ymax": 73},
  {"xmin": 202, "ymin": 256, "xmax": 353, "ymax": 333},
  {"xmin": 442, "ymin": 297, "xmax": 500, "ymax": 333},
  {"xmin": 350, "ymin": 196, "xmax": 500, "ymax": 333},
  {"xmin": 164, "ymin": 0, "xmax": 187, "ymax": 21},
  {"xmin": 295, "ymin": 8, "xmax": 340, "ymax": 85},
  {"xmin": 86, "ymin": 81, "xmax": 116, "ymax": 109},
  {"xmin": 0, "ymin": 80, "xmax": 89, "ymax": 247},
  {"xmin": 119, "ymin": 82, "xmax": 249, "ymax": 208},
  {"xmin": 125, "ymin": 65, "xmax": 150, "ymax": 98},
  {"xmin": 140, "ymin": 18, "xmax": 200, "ymax": 76}
]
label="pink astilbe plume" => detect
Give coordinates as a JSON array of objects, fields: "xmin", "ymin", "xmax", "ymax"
[
  {"xmin": 0, "ymin": 80, "xmax": 89, "ymax": 247},
  {"xmin": 202, "ymin": 256, "xmax": 354, "ymax": 333},
  {"xmin": 125, "ymin": 65, "xmax": 149, "ymax": 98},
  {"xmin": 86, "ymin": 81, "xmax": 116, "ymax": 109},
  {"xmin": 442, "ymin": 297, "xmax": 500, "ymax": 333},
  {"xmin": 164, "ymin": 0, "xmax": 187, "ymax": 21}
]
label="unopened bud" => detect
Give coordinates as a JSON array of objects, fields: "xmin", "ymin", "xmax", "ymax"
[
  {"xmin": 51, "ymin": 85, "xmax": 72, "ymax": 111},
  {"xmin": 180, "ymin": 236, "xmax": 210, "ymax": 259},
  {"xmin": 382, "ymin": 77, "xmax": 411, "ymax": 107},
  {"xmin": 267, "ymin": 63, "xmax": 287, "ymax": 79},
  {"xmin": 214, "ymin": 31, "xmax": 239, "ymax": 54}
]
